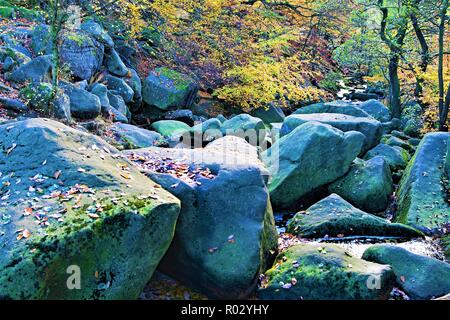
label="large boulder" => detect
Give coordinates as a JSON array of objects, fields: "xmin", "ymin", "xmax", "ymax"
[
  {"xmin": 90, "ymin": 83, "xmax": 110, "ymax": 108},
  {"xmin": 106, "ymin": 48, "xmax": 128, "ymax": 77},
  {"xmin": 383, "ymin": 135, "xmax": 414, "ymax": 153},
  {"xmin": 6, "ymin": 55, "xmax": 52, "ymax": 83},
  {"xmin": 111, "ymin": 123, "xmax": 165, "ymax": 149},
  {"xmin": 287, "ymin": 194, "xmax": 423, "ymax": 239},
  {"xmin": 262, "ymin": 122, "xmax": 364, "ymax": 209},
  {"xmin": 30, "ymin": 24, "xmax": 52, "ymax": 55},
  {"xmin": 142, "ymin": 67, "xmax": 198, "ymax": 110},
  {"xmin": 258, "ymin": 244, "xmax": 395, "ymax": 300},
  {"xmin": 124, "ymin": 136, "xmax": 278, "ymax": 299},
  {"xmin": 105, "ymin": 75, "xmax": 134, "ymax": 103},
  {"xmin": 362, "ymin": 245, "xmax": 450, "ymax": 300},
  {"xmin": 395, "ymin": 132, "xmax": 450, "ymax": 234},
  {"xmin": 80, "ymin": 20, "xmax": 114, "ymax": 48},
  {"xmin": 364, "ymin": 143, "xmax": 410, "ymax": 172},
  {"xmin": 0, "ymin": 119, "xmax": 180, "ymax": 299},
  {"xmin": 251, "ymin": 104, "xmax": 285, "ymax": 124},
  {"xmin": 357, "ymin": 99, "xmax": 392, "ymax": 122},
  {"xmin": 190, "ymin": 118, "xmax": 222, "ymax": 145},
  {"xmin": 221, "ymin": 114, "xmax": 267, "ymax": 145},
  {"xmin": 62, "ymin": 84, "xmax": 101, "ymax": 119},
  {"xmin": 281, "ymin": 113, "xmax": 383, "ymax": 153},
  {"xmin": 294, "ymin": 101, "xmax": 371, "ymax": 118},
  {"xmin": 124, "ymin": 68, "xmax": 142, "ymax": 112},
  {"xmin": 150, "ymin": 120, "xmax": 191, "ymax": 139},
  {"xmin": 59, "ymin": 31, "xmax": 104, "ymax": 80},
  {"xmin": 328, "ymin": 157, "xmax": 394, "ymax": 213}
]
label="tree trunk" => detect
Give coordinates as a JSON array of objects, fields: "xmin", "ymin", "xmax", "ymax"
[
  {"xmin": 389, "ymin": 53, "xmax": 401, "ymax": 118},
  {"xmin": 410, "ymin": 12, "xmax": 429, "ymax": 97},
  {"xmin": 438, "ymin": 0, "xmax": 449, "ymax": 131},
  {"xmin": 50, "ymin": 0, "xmax": 60, "ymax": 94}
]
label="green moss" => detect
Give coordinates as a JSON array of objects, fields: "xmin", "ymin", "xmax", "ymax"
[
  {"xmin": 259, "ymin": 244, "xmax": 394, "ymax": 300},
  {"xmin": 157, "ymin": 67, "xmax": 192, "ymax": 91},
  {"xmin": 66, "ymin": 32, "xmax": 91, "ymax": 46},
  {"xmin": 0, "ymin": 6, "xmax": 14, "ymax": 18},
  {"xmin": 19, "ymin": 83, "xmax": 53, "ymax": 113}
]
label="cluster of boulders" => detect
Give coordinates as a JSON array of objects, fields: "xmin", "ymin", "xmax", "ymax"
[{"xmin": 1, "ymin": 12, "xmax": 449, "ymax": 300}]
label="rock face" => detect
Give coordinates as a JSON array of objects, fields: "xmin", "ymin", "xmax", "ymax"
[
  {"xmin": 6, "ymin": 55, "xmax": 52, "ymax": 83},
  {"xmin": 258, "ymin": 244, "xmax": 395, "ymax": 300},
  {"xmin": 357, "ymin": 99, "xmax": 392, "ymax": 122},
  {"xmin": 125, "ymin": 136, "xmax": 278, "ymax": 299},
  {"xmin": 287, "ymin": 194, "xmax": 422, "ymax": 238},
  {"xmin": 142, "ymin": 67, "xmax": 198, "ymax": 110},
  {"xmin": 281, "ymin": 113, "xmax": 382, "ymax": 153},
  {"xmin": 294, "ymin": 101, "xmax": 371, "ymax": 118},
  {"xmin": 364, "ymin": 143, "xmax": 410, "ymax": 171},
  {"xmin": 362, "ymin": 245, "xmax": 450, "ymax": 300},
  {"xmin": 263, "ymin": 122, "xmax": 364, "ymax": 209},
  {"xmin": 328, "ymin": 157, "xmax": 393, "ymax": 213},
  {"xmin": 111, "ymin": 123, "xmax": 165, "ymax": 149},
  {"xmin": 0, "ymin": 119, "xmax": 180, "ymax": 299},
  {"xmin": 395, "ymin": 132, "xmax": 450, "ymax": 234},
  {"xmin": 59, "ymin": 32, "xmax": 104, "ymax": 80}
]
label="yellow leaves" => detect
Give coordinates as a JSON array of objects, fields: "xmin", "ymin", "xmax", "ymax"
[{"xmin": 215, "ymin": 55, "xmax": 325, "ymax": 110}]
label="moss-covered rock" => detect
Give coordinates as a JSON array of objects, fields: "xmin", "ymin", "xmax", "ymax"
[
  {"xmin": 0, "ymin": 119, "xmax": 180, "ymax": 299},
  {"xmin": 362, "ymin": 245, "xmax": 450, "ymax": 300},
  {"xmin": 19, "ymin": 82, "xmax": 53, "ymax": 112},
  {"xmin": 0, "ymin": 5, "xmax": 14, "ymax": 18},
  {"xmin": 263, "ymin": 122, "xmax": 364, "ymax": 209},
  {"xmin": 364, "ymin": 143, "xmax": 410, "ymax": 172},
  {"xmin": 395, "ymin": 132, "xmax": 450, "ymax": 234},
  {"xmin": 287, "ymin": 194, "xmax": 423, "ymax": 239},
  {"xmin": 258, "ymin": 244, "xmax": 395, "ymax": 300},
  {"xmin": 142, "ymin": 67, "xmax": 199, "ymax": 110},
  {"xmin": 328, "ymin": 156, "xmax": 394, "ymax": 213},
  {"xmin": 59, "ymin": 31, "xmax": 104, "ymax": 80},
  {"xmin": 151, "ymin": 120, "xmax": 191, "ymax": 138}
]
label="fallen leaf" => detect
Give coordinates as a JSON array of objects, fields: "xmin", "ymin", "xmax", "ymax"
[
  {"xmin": 120, "ymin": 172, "xmax": 131, "ymax": 180},
  {"xmin": 54, "ymin": 170, "xmax": 62, "ymax": 179},
  {"xmin": 23, "ymin": 207, "xmax": 33, "ymax": 216},
  {"xmin": 6, "ymin": 143, "xmax": 17, "ymax": 155}
]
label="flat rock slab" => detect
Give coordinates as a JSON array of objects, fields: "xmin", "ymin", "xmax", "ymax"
[
  {"xmin": 396, "ymin": 132, "xmax": 450, "ymax": 234},
  {"xmin": 286, "ymin": 194, "xmax": 423, "ymax": 239},
  {"xmin": 0, "ymin": 118, "xmax": 180, "ymax": 299},
  {"xmin": 258, "ymin": 243, "xmax": 395, "ymax": 300}
]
